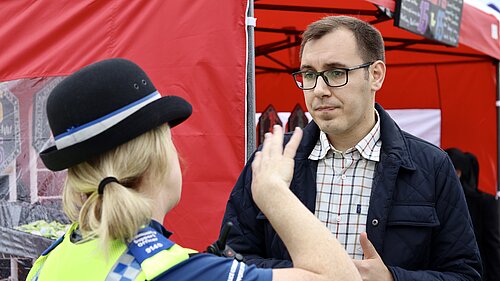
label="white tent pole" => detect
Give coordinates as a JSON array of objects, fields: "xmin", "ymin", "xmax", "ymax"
[{"xmin": 246, "ymin": 0, "xmax": 256, "ymax": 160}]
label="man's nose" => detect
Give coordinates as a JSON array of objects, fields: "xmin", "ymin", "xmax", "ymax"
[{"xmin": 313, "ymin": 75, "xmax": 332, "ymax": 97}]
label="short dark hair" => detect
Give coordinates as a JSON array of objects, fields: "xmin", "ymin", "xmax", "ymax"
[{"xmin": 300, "ymin": 16, "xmax": 385, "ymax": 63}]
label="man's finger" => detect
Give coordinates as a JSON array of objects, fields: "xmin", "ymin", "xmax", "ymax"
[
  {"xmin": 251, "ymin": 151, "xmax": 262, "ymax": 171},
  {"xmin": 360, "ymin": 232, "xmax": 380, "ymax": 259},
  {"xmin": 269, "ymin": 125, "xmax": 284, "ymax": 156},
  {"xmin": 260, "ymin": 132, "xmax": 273, "ymax": 159},
  {"xmin": 351, "ymin": 260, "xmax": 366, "ymax": 274},
  {"xmin": 283, "ymin": 127, "xmax": 303, "ymax": 159}
]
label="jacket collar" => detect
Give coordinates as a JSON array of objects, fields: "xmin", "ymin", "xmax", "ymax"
[
  {"xmin": 150, "ymin": 219, "xmax": 173, "ymax": 238},
  {"xmin": 295, "ymin": 121, "xmax": 321, "ymax": 160},
  {"xmin": 375, "ymin": 103, "xmax": 416, "ymax": 170},
  {"xmin": 298, "ymin": 103, "xmax": 415, "ymax": 170}
]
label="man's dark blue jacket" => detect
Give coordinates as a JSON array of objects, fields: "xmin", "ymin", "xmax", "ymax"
[{"xmin": 222, "ymin": 104, "xmax": 482, "ymax": 281}]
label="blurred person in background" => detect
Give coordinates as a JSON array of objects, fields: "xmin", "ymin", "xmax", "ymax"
[{"xmin": 446, "ymin": 147, "xmax": 500, "ymax": 281}]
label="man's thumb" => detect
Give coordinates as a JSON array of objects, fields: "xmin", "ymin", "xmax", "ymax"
[{"xmin": 360, "ymin": 232, "xmax": 379, "ymax": 259}]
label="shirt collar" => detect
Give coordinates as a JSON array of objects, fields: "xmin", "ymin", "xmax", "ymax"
[
  {"xmin": 355, "ymin": 109, "xmax": 381, "ymax": 162},
  {"xmin": 309, "ymin": 109, "xmax": 381, "ymax": 162},
  {"xmin": 308, "ymin": 129, "xmax": 332, "ymax": 160}
]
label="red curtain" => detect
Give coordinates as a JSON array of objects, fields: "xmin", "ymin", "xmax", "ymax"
[{"xmin": 0, "ymin": 0, "xmax": 248, "ymax": 250}]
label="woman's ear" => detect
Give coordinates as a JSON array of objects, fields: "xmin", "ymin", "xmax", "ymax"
[{"xmin": 371, "ymin": 60, "xmax": 386, "ymax": 91}]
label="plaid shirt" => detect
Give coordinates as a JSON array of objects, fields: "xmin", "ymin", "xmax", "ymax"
[{"xmin": 309, "ymin": 110, "xmax": 381, "ymax": 260}]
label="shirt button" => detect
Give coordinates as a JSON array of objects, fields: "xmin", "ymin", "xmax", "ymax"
[
  {"xmin": 371, "ymin": 219, "xmax": 379, "ymax": 226},
  {"xmin": 336, "ymin": 216, "xmax": 341, "ymax": 222},
  {"xmin": 341, "ymin": 174, "xmax": 346, "ymax": 180}
]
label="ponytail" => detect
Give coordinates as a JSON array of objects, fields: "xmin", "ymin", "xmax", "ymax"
[{"xmin": 63, "ymin": 124, "xmax": 174, "ymax": 253}]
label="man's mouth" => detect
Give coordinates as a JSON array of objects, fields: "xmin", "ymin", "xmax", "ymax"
[{"xmin": 315, "ymin": 105, "xmax": 338, "ymax": 111}]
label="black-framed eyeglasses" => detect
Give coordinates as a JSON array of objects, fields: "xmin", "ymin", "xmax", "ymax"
[{"xmin": 291, "ymin": 61, "xmax": 374, "ymax": 90}]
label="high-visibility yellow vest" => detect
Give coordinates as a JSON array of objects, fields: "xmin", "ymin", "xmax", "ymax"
[{"xmin": 27, "ymin": 223, "xmax": 197, "ymax": 281}]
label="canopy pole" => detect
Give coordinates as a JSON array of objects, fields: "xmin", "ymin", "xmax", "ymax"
[{"xmin": 246, "ymin": 0, "xmax": 256, "ymax": 160}]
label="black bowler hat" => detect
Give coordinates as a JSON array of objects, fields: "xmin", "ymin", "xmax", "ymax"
[{"xmin": 40, "ymin": 58, "xmax": 192, "ymax": 171}]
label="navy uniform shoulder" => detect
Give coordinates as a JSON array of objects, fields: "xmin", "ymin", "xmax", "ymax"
[{"xmin": 40, "ymin": 235, "xmax": 64, "ymax": 256}]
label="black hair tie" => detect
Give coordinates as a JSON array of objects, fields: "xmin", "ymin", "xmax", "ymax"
[{"xmin": 98, "ymin": 177, "xmax": 119, "ymax": 195}]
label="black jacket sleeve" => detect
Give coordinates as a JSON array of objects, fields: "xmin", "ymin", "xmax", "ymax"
[
  {"xmin": 220, "ymin": 152, "xmax": 293, "ymax": 268},
  {"xmin": 388, "ymin": 156, "xmax": 482, "ymax": 281}
]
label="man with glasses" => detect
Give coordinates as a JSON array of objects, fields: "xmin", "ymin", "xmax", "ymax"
[{"xmin": 221, "ymin": 16, "xmax": 481, "ymax": 281}]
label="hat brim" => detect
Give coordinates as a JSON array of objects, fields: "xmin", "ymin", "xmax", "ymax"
[{"xmin": 40, "ymin": 95, "xmax": 192, "ymax": 171}]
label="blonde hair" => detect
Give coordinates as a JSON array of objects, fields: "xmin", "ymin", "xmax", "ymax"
[{"xmin": 63, "ymin": 124, "xmax": 175, "ymax": 252}]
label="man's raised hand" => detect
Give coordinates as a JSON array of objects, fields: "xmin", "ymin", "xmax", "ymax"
[{"xmin": 251, "ymin": 125, "xmax": 303, "ymax": 203}]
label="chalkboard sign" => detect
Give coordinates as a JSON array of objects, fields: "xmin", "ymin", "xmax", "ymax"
[
  {"xmin": 394, "ymin": 0, "xmax": 464, "ymax": 46},
  {"xmin": 32, "ymin": 77, "xmax": 63, "ymax": 153},
  {"xmin": 0, "ymin": 87, "xmax": 20, "ymax": 174}
]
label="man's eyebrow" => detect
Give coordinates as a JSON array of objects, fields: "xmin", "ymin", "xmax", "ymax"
[
  {"xmin": 300, "ymin": 62, "xmax": 348, "ymax": 71},
  {"xmin": 323, "ymin": 62, "xmax": 347, "ymax": 69},
  {"xmin": 299, "ymin": 64, "xmax": 315, "ymax": 71}
]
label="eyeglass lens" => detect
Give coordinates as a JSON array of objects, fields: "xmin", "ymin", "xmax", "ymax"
[{"xmin": 295, "ymin": 69, "xmax": 347, "ymax": 89}]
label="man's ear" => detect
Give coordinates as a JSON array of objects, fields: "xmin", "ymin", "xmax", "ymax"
[{"xmin": 371, "ymin": 60, "xmax": 386, "ymax": 91}]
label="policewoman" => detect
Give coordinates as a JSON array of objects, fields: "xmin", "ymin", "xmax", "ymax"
[{"xmin": 27, "ymin": 58, "xmax": 361, "ymax": 281}]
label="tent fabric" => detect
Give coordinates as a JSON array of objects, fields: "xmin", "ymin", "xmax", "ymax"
[
  {"xmin": 0, "ymin": 0, "xmax": 248, "ymax": 251},
  {"xmin": 460, "ymin": 0, "xmax": 500, "ymax": 60},
  {"xmin": 254, "ymin": 0, "xmax": 498, "ymax": 195},
  {"xmin": 367, "ymin": 0, "xmax": 500, "ymax": 60}
]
